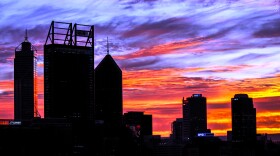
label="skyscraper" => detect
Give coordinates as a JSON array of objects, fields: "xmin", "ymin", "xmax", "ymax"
[
  {"xmin": 182, "ymin": 94, "xmax": 207, "ymax": 141},
  {"xmin": 44, "ymin": 21, "xmax": 94, "ymax": 123},
  {"xmin": 14, "ymin": 31, "xmax": 39, "ymax": 121},
  {"xmin": 231, "ymin": 94, "xmax": 256, "ymax": 142},
  {"xmin": 95, "ymin": 48, "xmax": 123, "ymax": 129}
]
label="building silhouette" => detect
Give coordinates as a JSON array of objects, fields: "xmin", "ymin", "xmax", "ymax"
[
  {"xmin": 231, "ymin": 94, "xmax": 256, "ymax": 142},
  {"xmin": 95, "ymin": 46, "xmax": 123, "ymax": 129},
  {"xmin": 44, "ymin": 21, "xmax": 94, "ymax": 123},
  {"xmin": 170, "ymin": 118, "xmax": 183, "ymax": 144},
  {"xmin": 14, "ymin": 31, "xmax": 39, "ymax": 121},
  {"xmin": 123, "ymin": 111, "xmax": 152, "ymax": 137},
  {"xmin": 182, "ymin": 94, "xmax": 207, "ymax": 141}
]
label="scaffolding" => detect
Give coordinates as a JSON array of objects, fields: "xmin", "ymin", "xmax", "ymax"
[{"xmin": 45, "ymin": 21, "xmax": 94, "ymax": 47}]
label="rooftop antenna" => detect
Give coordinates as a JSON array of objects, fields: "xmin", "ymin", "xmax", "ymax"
[
  {"xmin": 24, "ymin": 29, "xmax": 28, "ymax": 42},
  {"xmin": 107, "ymin": 36, "xmax": 109, "ymax": 55}
]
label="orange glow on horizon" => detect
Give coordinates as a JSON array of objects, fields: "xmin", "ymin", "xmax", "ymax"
[
  {"xmin": 1, "ymin": 67, "xmax": 280, "ymax": 137},
  {"xmin": 122, "ymin": 68, "xmax": 280, "ymax": 137},
  {"xmin": 153, "ymin": 131, "xmax": 171, "ymax": 137}
]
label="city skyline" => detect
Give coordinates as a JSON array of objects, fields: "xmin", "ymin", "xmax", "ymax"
[{"xmin": 0, "ymin": 0, "xmax": 280, "ymax": 137}]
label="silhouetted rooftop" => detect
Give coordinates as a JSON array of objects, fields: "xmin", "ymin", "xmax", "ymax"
[
  {"xmin": 95, "ymin": 54, "xmax": 121, "ymax": 72},
  {"xmin": 234, "ymin": 94, "xmax": 249, "ymax": 98}
]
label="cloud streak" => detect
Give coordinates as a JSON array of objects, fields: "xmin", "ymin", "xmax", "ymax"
[{"xmin": 1, "ymin": 0, "xmax": 280, "ymax": 136}]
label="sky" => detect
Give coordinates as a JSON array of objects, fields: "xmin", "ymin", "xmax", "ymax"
[{"xmin": 0, "ymin": 0, "xmax": 280, "ymax": 137}]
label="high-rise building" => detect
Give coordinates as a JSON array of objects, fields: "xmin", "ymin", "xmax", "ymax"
[
  {"xmin": 171, "ymin": 118, "xmax": 183, "ymax": 144},
  {"xmin": 14, "ymin": 31, "xmax": 39, "ymax": 121},
  {"xmin": 231, "ymin": 94, "xmax": 256, "ymax": 142},
  {"xmin": 182, "ymin": 94, "xmax": 207, "ymax": 141},
  {"xmin": 44, "ymin": 21, "xmax": 94, "ymax": 123},
  {"xmin": 95, "ymin": 49, "xmax": 123, "ymax": 129},
  {"xmin": 123, "ymin": 111, "xmax": 152, "ymax": 137}
]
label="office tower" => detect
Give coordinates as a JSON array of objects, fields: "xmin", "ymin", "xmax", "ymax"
[
  {"xmin": 182, "ymin": 94, "xmax": 207, "ymax": 141},
  {"xmin": 123, "ymin": 111, "xmax": 152, "ymax": 137},
  {"xmin": 95, "ymin": 47, "xmax": 122, "ymax": 129},
  {"xmin": 231, "ymin": 94, "xmax": 256, "ymax": 142},
  {"xmin": 14, "ymin": 31, "xmax": 39, "ymax": 121},
  {"xmin": 171, "ymin": 118, "xmax": 183, "ymax": 144},
  {"xmin": 44, "ymin": 21, "xmax": 94, "ymax": 123}
]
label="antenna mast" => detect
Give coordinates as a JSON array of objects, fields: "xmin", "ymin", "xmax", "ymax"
[
  {"xmin": 107, "ymin": 37, "xmax": 109, "ymax": 55},
  {"xmin": 24, "ymin": 29, "xmax": 28, "ymax": 42}
]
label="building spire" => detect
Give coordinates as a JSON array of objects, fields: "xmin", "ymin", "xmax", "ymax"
[
  {"xmin": 107, "ymin": 36, "xmax": 109, "ymax": 55},
  {"xmin": 24, "ymin": 29, "xmax": 28, "ymax": 42}
]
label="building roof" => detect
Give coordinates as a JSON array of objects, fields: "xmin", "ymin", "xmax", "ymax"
[{"xmin": 95, "ymin": 54, "xmax": 121, "ymax": 72}]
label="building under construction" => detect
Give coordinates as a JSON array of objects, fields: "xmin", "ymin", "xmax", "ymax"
[
  {"xmin": 44, "ymin": 21, "xmax": 94, "ymax": 124},
  {"xmin": 14, "ymin": 31, "xmax": 40, "ymax": 121}
]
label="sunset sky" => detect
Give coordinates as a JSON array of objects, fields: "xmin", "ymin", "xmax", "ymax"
[{"xmin": 0, "ymin": 0, "xmax": 280, "ymax": 137}]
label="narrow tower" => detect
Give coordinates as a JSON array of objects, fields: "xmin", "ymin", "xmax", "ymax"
[
  {"xmin": 95, "ymin": 38, "xmax": 123, "ymax": 130},
  {"xmin": 182, "ymin": 94, "xmax": 207, "ymax": 141},
  {"xmin": 14, "ymin": 30, "xmax": 39, "ymax": 121},
  {"xmin": 231, "ymin": 94, "xmax": 256, "ymax": 142}
]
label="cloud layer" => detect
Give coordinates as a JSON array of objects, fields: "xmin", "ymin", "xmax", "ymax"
[{"xmin": 1, "ymin": 0, "xmax": 280, "ymax": 136}]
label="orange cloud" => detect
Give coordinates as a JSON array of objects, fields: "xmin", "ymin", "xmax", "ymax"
[
  {"xmin": 116, "ymin": 38, "xmax": 203, "ymax": 59},
  {"xmin": 1, "ymin": 67, "xmax": 280, "ymax": 137},
  {"xmin": 0, "ymin": 80, "xmax": 14, "ymax": 119},
  {"xmin": 0, "ymin": 75, "xmax": 44, "ymax": 119},
  {"xmin": 122, "ymin": 67, "xmax": 280, "ymax": 136}
]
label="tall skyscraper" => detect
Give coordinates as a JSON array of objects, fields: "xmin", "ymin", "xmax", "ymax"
[
  {"xmin": 95, "ymin": 45, "xmax": 123, "ymax": 129},
  {"xmin": 182, "ymin": 94, "xmax": 207, "ymax": 141},
  {"xmin": 231, "ymin": 94, "xmax": 256, "ymax": 142},
  {"xmin": 14, "ymin": 31, "xmax": 39, "ymax": 121},
  {"xmin": 44, "ymin": 21, "xmax": 94, "ymax": 123}
]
